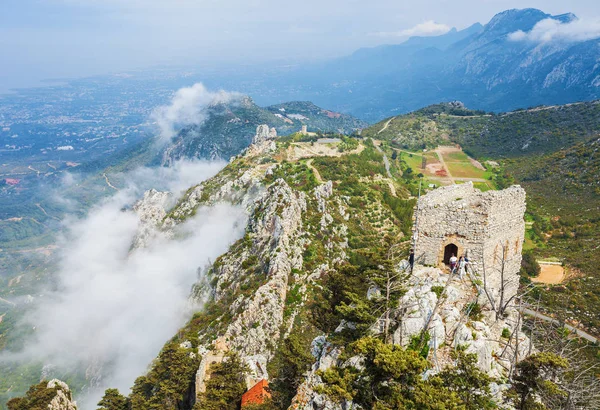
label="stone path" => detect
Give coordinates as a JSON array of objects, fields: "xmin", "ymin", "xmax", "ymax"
[{"xmin": 306, "ymin": 159, "xmax": 324, "ymax": 184}]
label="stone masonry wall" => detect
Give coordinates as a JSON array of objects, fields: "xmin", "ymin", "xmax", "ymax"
[
  {"xmin": 481, "ymin": 186, "xmax": 526, "ymax": 309},
  {"xmin": 414, "ymin": 183, "xmax": 487, "ymax": 266},
  {"xmin": 414, "ymin": 182, "xmax": 526, "ymax": 310}
]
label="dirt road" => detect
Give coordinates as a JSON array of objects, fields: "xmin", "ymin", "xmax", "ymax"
[{"xmin": 377, "ymin": 117, "xmax": 395, "ymax": 135}]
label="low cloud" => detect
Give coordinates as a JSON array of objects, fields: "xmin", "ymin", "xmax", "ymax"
[
  {"xmin": 509, "ymin": 17, "xmax": 600, "ymax": 43},
  {"xmin": 151, "ymin": 83, "xmax": 243, "ymax": 145},
  {"xmin": 124, "ymin": 159, "xmax": 226, "ymax": 197},
  {"xmin": 372, "ymin": 20, "xmax": 451, "ymax": 38},
  {"xmin": 1, "ymin": 160, "xmax": 246, "ymax": 409}
]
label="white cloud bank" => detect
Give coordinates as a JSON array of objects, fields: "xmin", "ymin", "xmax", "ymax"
[
  {"xmin": 372, "ymin": 20, "xmax": 451, "ymax": 38},
  {"xmin": 151, "ymin": 82, "xmax": 242, "ymax": 144},
  {"xmin": 509, "ymin": 17, "xmax": 600, "ymax": 43},
  {"xmin": 2, "ymin": 160, "xmax": 247, "ymax": 409}
]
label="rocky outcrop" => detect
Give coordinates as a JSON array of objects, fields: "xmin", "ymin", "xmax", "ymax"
[
  {"xmin": 289, "ymin": 337, "xmax": 362, "ymax": 410},
  {"xmin": 131, "ymin": 189, "xmax": 171, "ymax": 248},
  {"xmin": 224, "ymin": 179, "xmax": 305, "ymax": 357},
  {"xmin": 391, "ymin": 264, "xmax": 532, "ymax": 378},
  {"xmin": 46, "ymin": 379, "xmax": 78, "ymax": 410},
  {"xmin": 245, "ymin": 125, "xmax": 277, "ymax": 157},
  {"xmin": 192, "ymin": 176, "xmax": 307, "ymax": 392}
]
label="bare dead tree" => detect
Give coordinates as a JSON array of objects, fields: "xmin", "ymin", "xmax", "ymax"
[
  {"xmin": 519, "ymin": 314, "xmax": 600, "ymax": 409},
  {"xmin": 369, "ymin": 243, "xmax": 410, "ymax": 343},
  {"xmin": 381, "ymin": 268, "xmax": 407, "ymax": 343},
  {"xmin": 476, "ymin": 256, "xmax": 497, "ymax": 313},
  {"xmin": 477, "ymin": 242, "xmax": 523, "ymax": 320}
]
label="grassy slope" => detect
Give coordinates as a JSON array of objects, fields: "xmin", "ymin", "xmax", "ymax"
[{"xmin": 507, "ymin": 138, "xmax": 600, "ymax": 332}]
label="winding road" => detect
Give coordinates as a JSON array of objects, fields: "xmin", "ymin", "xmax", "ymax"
[
  {"xmin": 374, "ymin": 143, "xmax": 393, "ymax": 179},
  {"xmin": 103, "ymin": 173, "xmax": 118, "ymax": 190}
]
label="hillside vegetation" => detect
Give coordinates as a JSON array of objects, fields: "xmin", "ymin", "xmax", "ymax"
[
  {"xmin": 91, "ymin": 135, "xmax": 599, "ymax": 410},
  {"xmin": 364, "ymin": 101, "xmax": 600, "ymax": 158},
  {"xmin": 368, "ymin": 100, "xmax": 600, "ymax": 338},
  {"xmin": 508, "ymin": 137, "xmax": 600, "ymax": 332}
]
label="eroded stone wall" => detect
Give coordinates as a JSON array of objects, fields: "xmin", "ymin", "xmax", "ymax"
[
  {"xmin": 481, "ymin": 186, "xmax": 526, "ymax": 309},
  {"xmin": 413, "ymin": 182, "xmax": 526, "ymax": 310}
]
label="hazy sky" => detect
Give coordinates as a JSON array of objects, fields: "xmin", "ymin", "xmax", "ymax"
[{"xmin": 1, "ymin": 0, "xmax": 599, "ymax": 88}]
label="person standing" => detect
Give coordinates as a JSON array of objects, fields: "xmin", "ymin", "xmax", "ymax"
[
  {"xmin": 449, "ymin": 253, "xmax": 458, "ymax": 274},
  {"xmin": 458, "ymin": 256, "xmax": 466, "ymax": 279}
]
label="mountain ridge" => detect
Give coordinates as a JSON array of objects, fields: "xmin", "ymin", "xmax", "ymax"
[{"xmin": 256, "ymin": 8, "xmax": 600, "ymax": 122}]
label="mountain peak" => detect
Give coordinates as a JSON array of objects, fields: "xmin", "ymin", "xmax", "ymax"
[
  {"xmin": 552, "ymin": 12, "xmax": 578, "ymax": 24},
  {"xmin": 485, "ymin": 8, "xmax": 551, "ymax": 36}
]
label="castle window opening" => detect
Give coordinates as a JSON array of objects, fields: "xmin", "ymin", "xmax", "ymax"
[{"xmin": 443, "ymin": 243, "xmax": 458, "ymax": 265}]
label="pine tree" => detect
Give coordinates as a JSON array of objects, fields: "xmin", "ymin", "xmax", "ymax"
[
  {"xmin": 194, "ymin": 353, "xmax": 248, "ymax": 410},
  {"xmin": 97, "ymin": 388, "xmax": 129, "ymax": 410}
]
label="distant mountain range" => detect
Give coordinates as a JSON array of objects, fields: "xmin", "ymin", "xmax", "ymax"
[{"xmin": 254, "ymin": 8, "xmax": 600, "ymax": 122}]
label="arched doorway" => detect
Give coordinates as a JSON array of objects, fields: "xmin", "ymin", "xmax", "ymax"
[{"xmin": 443, "ymin": 243, "xmax": 458, "ymax": 265}]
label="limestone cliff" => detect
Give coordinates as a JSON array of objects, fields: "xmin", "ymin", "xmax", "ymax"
[
  {"xmin": 123, "ymin": 126, "xmax": 532, "ymax": 410},
  {"xmin": 46, "ymin": 380, "xmax": 78, "ymax": 410}
]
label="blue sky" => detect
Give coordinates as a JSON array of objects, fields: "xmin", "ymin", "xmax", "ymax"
[{"xmin": 1, "ymin": 0, "xmax": 599, "ymax": 89}]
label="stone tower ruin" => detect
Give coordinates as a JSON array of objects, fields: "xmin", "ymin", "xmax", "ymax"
[{"xmin": 413, "ymin": 182, "xmax": 526, "ymax": 310}]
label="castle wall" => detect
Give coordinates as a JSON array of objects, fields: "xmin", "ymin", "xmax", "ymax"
[
  {"xmin": 414, "ymin": 184, "xmax": 487, "ymax": 266},
  {"xmin": 413, "ymin": 183, "xmax": 526, "ymax": 310},
  {"xmin": 480, "ymin": 186, "xmax": 526, "ymax": 308}
]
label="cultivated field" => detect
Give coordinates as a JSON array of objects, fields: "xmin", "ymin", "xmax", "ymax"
[{"xmin": 397, "ymin": 146, "xmax": 495, "ymax": 190}]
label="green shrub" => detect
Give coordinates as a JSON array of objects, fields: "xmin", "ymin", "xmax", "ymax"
[
  {"xmin": 431, "ymin": 286, "xmax": 444, "ymax": 299},
  {"xmin": 467, "ymin": 302, "xmax": 483, "ymax": 321}
]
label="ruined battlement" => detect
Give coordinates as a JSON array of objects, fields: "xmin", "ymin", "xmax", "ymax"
[{"xmin": 414, "ymin": 182, "xmax": 526, "ymax": 309}]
